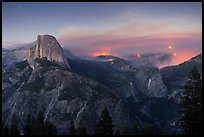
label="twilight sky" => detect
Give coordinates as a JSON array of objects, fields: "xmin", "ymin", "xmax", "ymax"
[{"xmin": 2, "ymin": 2, "xmax": 202, "ymax": 66}]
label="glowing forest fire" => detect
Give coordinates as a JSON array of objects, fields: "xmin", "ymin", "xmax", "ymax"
[{"xmin": 92, "ymin": 51, "xmax": 110, "ymax": 56}]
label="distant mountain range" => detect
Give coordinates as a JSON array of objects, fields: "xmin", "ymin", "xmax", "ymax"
[{"xmin": 2, "ymin": 35, "xmax": 202, "ymax": 135}]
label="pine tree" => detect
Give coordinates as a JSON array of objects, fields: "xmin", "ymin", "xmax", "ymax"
[
  {"xmin": 30, "ymin": 111, "xmax": 45, "ymax": 135},
  {"xmin": 77, "ymin": 120, "xmax": 87, "ymax": 135},
  {"xmin": 140, "ymin": 126, "xmax": 163, "ymax": 135},
  {"xmin": 69, "ymin": 120, "xmax": 76, "ymax": 135},
  {"xmin": 114, "ymin": 129, "xmax": 120, "ymax": 135},
  {"xmin": 44, "ymin": 120, "xmax": 57, "ymax": 135},
  {"xmin": 36, "ymin": 112, "xmax": 45, "ymax": 135},
  {"xmin": 24, "ymin": 114, "xmax": 32, "ymax": 135},
  {"xmin": 177, "ymin": 67, "xmax": 202, "ymax": 135},
  {"xmin": 133, "ymin": 123, "xmax": 139, "ymax": 135},
  {"xmin": 9, "ymin": 114, "xmax": 20, "ymax": 135},
  {"xmin": 29, "ymin": 115, "xmax": 36, "ymax": 135},
  {"xmin": 2, "ymin": 122, "xmax": 9, "ymax": 135},
  {"xmin": 122, "ymin": 127, "xmax": 131, "ymax": 135},
  {"xmin": 94, "ymin": 108, "xmax": 114, "ymax": 135},
  {"xmin": 26, "ymin": 112, "xmax": 57, "ymax": 135},
  {"xmin": 2, "ymin": 126, "xmax": 9, "ymax": 135},
  {"xmin": 37, "ymin": 112, "xmax": 44, "ymax": 124}
]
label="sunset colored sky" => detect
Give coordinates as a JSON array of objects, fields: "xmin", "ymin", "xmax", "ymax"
[{"xmin": 2, "ymin": 2, "xmax": 202, "ymax": 66}]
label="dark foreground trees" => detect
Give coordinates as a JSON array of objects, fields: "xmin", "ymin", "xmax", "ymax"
[
  {"xmin": 177, "ymin": 67, "xmax": 202, "ymax": 135},
  {"xmin": 2, "ymin": 112, "xmax": 57, "ymax": 135},
  {"xmin": 139, "ymin": 126, "xmax": 163, "ymax": 135},
  {"xmin": 118, "ymin": 126, "xmax": 163, "ymax": 135},
  {"xmin": 2, "ymin": 114, "xmax": 20, "ymax": 135},
  {"xmin": 2, "ymin": 109, "xmax": 167, "ymax": 135},
  {"xmin": 26, "ymin": 112, "xmax": 57, "ymax": 135},
  {"xmin": 94, "ymin": 108, "xmax": 114, "ymax": 135},
  {"xmin": 10, "ymin": 114, "xmax": 20, "ymax": 135},
  {"xmin": 77, "ymin": 120, "xmax": 87, "ymax": 135},
  {"xmin": 93, "ymin": 108, "xmax": 164, "ymax": 135},
  {"xmin": 69, "ymin": 120, "xmax": 76, "ymax": 135}
]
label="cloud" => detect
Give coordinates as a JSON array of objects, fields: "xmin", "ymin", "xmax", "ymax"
[
  {"xmin": 5, "ymin": 17, "xmax": 200, "ymax": 67},
  {"xmin": 2, "ymin": 41, "xmax": 36, "ymax": 49},
  {"xmin": 56, "ymin": 17, "xmax": 201, "ymax": 67},
  {"xmin": 124, "ymin": 53, "xmax": 173, "ymax": 68}
]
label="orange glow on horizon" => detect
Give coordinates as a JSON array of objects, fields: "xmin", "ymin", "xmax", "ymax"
[
  {"xmin": 92, "ymin": 51, "xmax": 110, "ymax": 56},
  {"xmin": 90, "ymin": 45, "xmax": 112, "ymax": 56},
  {"xmin": 172, "ymin": 51, "xmax": 197, "ymax": 65},
  {"xmin": 159, "ymin": 51, "xmax": 198, "ymax": 68}
]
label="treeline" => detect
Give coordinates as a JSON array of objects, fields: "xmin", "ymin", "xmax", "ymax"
[
  {"xmin": 2, "ymin": 108, "xmax": 163, "ymax": 135},
  {"xmin": 68, "ymin": 108, "xmax": 163, "ymax": 135},
  {"xmin": 2, "ymin": 112, "xmax": 57, "ymax": 135}
]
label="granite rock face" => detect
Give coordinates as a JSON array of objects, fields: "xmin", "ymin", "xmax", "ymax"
[
  {"xmin": 28, "ymin": 35, "xmax": 70, "ymax": 69},
  {"xmin": 2, "ymin": 47, "xmax": 30, "ymax": 70},
  {"xmin": 134, "ymin": 67, "xmax": 167, "ymax": 98},
  {"xmin": 2, "ymin": 59, "xmax": 137, "ymax": 135}
]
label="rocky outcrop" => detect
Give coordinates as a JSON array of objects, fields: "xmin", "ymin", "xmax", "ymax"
[
  {"xmin": 134, "ymin": 67, "xmax": 167, "ymax": 97},
  {"xmin": 2, "ymin": 47, "xmax": 30, "ymax": 70},
  {"xmin": 28, "ymin": 35, "xmax": 70, "ymax": 69}
]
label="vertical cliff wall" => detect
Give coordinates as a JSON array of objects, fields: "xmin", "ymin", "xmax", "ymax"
[{"xmin": 28, "ymin": 35, "xmax": 70, "ymax": 69}]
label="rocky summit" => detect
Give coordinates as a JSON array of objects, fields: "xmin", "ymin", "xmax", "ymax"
[{"xmin": 28, "ymin": 35, "xmax": 70, "ymax": 69}]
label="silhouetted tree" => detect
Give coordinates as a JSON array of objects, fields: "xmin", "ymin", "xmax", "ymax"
[
  {"xmin": 94, "ymin": 108, "xmax": 114, "ymax": 135},
  {"xmin": 140, "ymin": 126, "xmax": 163, "ymax": 135},
  {"xmin": 44, "ymin": 120, "xmax": 57, "ymax": 135},
  {"xmin": 177, "ymin": 67, "xmax": 202, "ymax": 135},
  {"xmin": 9, "ymin": 114, "xmax": 20, "ymax": 135},
  {"xmin": 114, "ymin": 129, "xmax": 120, "ymax": 135},
  {"xmin": 122, "ymin": 127, "xmax": 131, "ymax": 135},
  {"xmin": 69, "ymin": 120, "xmax": 76, "ymax": 135},
  {"xmin": 2, "ymin": 122, "xmax": 9, "ymax": 135},
  {"xmin": 24, "ymin": 114, "xmax": 32, "ymax": 135},
  {"xmin": 37, "ymin": 112, "xmax": 44, "ymax": 123},
  {"xmin": 133, "ymin": 123, "xmax": 139, "ymax": 135},
  {"xmin": 31, "ymin": 112, "xmax": 45, "ymax": 135},
  {"xmin": 2, "ymin": 127, "xmax": 9, "ymax": 135},
  {"xmin": 27, "ymin": 112, "xmax": 57, "ymax": 135},
  {"xmin": 77, "ymin": 120, "xmax": 87, "ymax": 135}
]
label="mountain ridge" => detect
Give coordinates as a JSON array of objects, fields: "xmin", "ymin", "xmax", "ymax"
[{"xmin": 2, "ymin": 34, "xmax": 202, "ymax": 134}]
